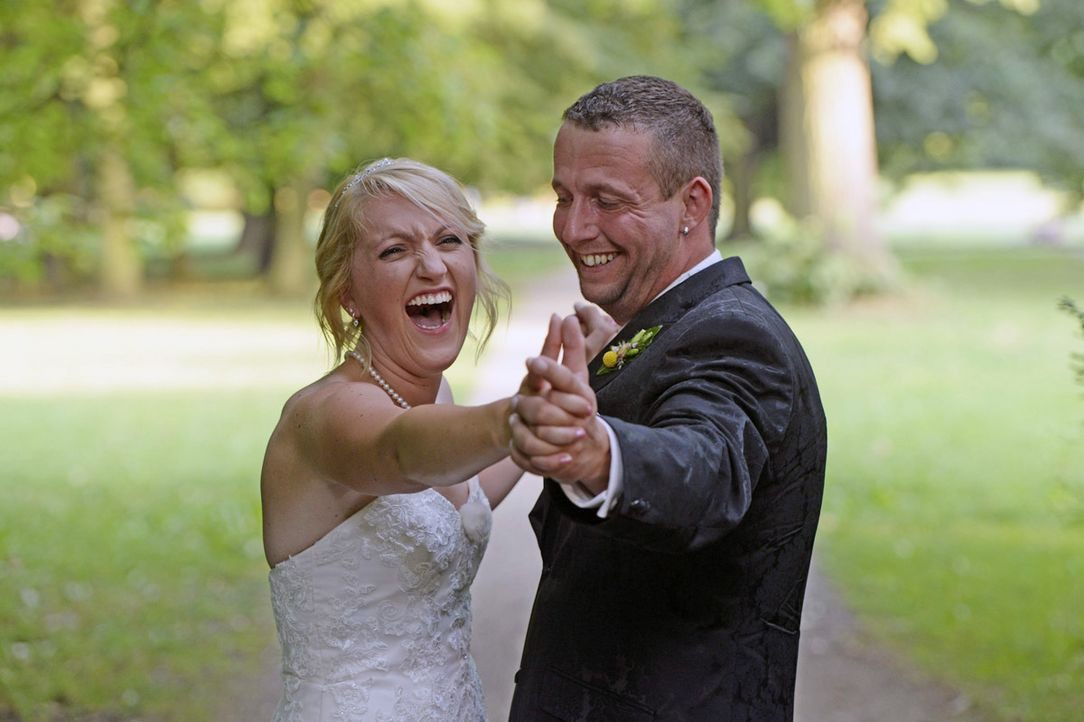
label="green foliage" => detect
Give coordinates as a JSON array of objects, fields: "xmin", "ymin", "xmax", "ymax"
[
  {"xmin": 0, "ymin": 194, "xmax": 98, "ymax": 287},
  {"xmin": 678, "ymin": 0, "xmax": 785, "ymax": 166},
  {"xmin": 204, "ymin": 1, "xmax": 497, "ymax": 197},
  {"xmin": 1055, "ymin": 296, "xmax": 1084, "ymax": 526},
  {"xmin": 2, "ymin": 0, "xmax": 1081, "ymax": 295},
  {"xmin": 1058, "ymin": 296, "xmax": 1084, "ymax": 387},
  {"xmin": 873, "ymin": 0, "xmax": 1084, "ymax": 199},
  {"xmin": 0, "ymin": 0, "xmax": 709, "ymax": 291},
  {"xmin": 0, "ymin": 0, "xmax": 224, "ymax": 289},
  {"xmin": 748, "ymin": 0, "xmax": 816, "ymax": 30},
  {"xmin": 471, "ymin": 0, "xmax": 703, "ymax": 193},
  {"xmin": 868, "ymin": 0, "xmax": 951, "ymax": 65},
  {"xmin": 733, "ymin": 218, "xmax": 895, "ymax": 305}
]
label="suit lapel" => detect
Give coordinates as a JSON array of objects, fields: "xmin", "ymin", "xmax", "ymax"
[{"xmin": 588, "ymin": 256, "xmax": 751, "ymax": 393}]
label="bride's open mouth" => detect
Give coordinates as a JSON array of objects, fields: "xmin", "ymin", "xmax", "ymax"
[{"xmin": 406, "ymin": 290, "xmax": 453, "ymax": 330}]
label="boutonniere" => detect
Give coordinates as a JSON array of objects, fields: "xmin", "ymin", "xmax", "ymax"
[{"xmin": 597, "ymin": 325, "xmax": 662, "ymax": 376}]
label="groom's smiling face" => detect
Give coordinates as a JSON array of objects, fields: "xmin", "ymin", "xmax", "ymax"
[{"xmin": 551, "ymin": 123, "xmax": 690, "ymax": 325}]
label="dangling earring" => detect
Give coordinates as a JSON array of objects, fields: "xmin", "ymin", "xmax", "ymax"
[{"xmin": 352, "ymin": 316, "xmax": 360, "ymax": 329}]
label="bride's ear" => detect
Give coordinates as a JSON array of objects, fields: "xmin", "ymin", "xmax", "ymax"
[{"xmin": 339, "ymin": 290, "xmax": 358, "ymax": 320}]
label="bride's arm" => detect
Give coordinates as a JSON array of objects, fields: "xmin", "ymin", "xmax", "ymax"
[
  {"xmin": 438, "ymin": 377, "xmax": 524, "ymax": 510},
  {"xmin": 478, "ymin": 459, "xmax": 525, "ymax": 510},
  {"xmin": 283, "ymin": 376, "xmax": 518, "ymax": 497}
]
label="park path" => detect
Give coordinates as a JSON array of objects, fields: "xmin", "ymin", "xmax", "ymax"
[{"xmin": 232, "ymin": 263, "xmax": 989, "ymax": 722}]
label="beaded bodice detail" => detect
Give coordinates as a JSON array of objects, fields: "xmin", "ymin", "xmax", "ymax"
[{"xmin": 269, "ymin": 478, "xmax": 491, "ymax": 721}]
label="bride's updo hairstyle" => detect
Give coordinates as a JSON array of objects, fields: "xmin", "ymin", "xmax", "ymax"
[{"xmin": 314, "ymin": 157, "xmax": 508, "ymax": 366}]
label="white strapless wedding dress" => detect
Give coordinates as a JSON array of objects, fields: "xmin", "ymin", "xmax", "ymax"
[{"xmin": 269, "ymin": 478, "xmax": 492, "ymax": 721}]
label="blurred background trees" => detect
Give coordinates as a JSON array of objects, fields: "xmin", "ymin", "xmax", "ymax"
[{"xmin": 1, "ymin": 0, "xmax": 1082, "ymax": 299}]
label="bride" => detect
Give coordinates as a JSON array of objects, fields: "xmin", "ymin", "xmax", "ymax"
[{"xmin": 260, "ymin": 157, "xmax": 592, "ymax": 720}]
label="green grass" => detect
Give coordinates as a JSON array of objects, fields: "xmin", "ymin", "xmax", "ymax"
[
  {"xmin": 1, "ymin": 242, "xmax": 1081, "ymax": 719},
  {"xmin": 787, "ymin": 245, "xmax": 1084, "ymax": 721},
  {"xmin": 0, "ymin": 242, "xmax": 568, "ymax": 720},
  {"xmin": 0, "ymin": 392, "xmax": 282, "ymax": 719}
]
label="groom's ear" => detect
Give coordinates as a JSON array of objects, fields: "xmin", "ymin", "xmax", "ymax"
[{"xmin": 680, "ymin": 177, "xmax": 713, "ymax": 236}]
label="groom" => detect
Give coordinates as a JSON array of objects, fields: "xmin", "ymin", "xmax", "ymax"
[{"xmin": 508, "ymin": 76, "xmax": 828, "ymax": 720}]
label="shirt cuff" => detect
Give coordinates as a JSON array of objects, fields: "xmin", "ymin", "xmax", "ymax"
[{"xmin": 558, "ymin": 417, "xmax": 623, "ymax": 519}]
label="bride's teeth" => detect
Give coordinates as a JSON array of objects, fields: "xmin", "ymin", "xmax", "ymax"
[{"xmin": 408, "ymin": 291, "xmax": 452, "ymax": 306}]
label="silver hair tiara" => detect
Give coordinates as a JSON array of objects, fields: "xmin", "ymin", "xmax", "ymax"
[
  {"xmin": 342, "ymin": 157, "xmax": 394, "ymax": 196},
  {"xmin": 332, "ymin": 158, "xmax": 394, "ymax": 212}
]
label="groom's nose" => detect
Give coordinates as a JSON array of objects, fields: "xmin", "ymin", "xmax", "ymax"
[{"xmin": 555, "ymin": 198, "xmax": 598, "ymax": 246}]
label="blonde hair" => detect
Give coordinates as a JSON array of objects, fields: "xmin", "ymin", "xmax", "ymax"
[{"xmin": 314, "ymin": 157, "xmax": 508, "ymax": 365}]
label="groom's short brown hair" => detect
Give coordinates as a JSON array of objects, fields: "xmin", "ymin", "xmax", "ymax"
[{"xmin": 561, "ymin": 75, "xmax": 723, "ymax": 237}]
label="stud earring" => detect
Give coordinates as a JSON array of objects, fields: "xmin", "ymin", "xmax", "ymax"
[
  {"xmin": 352, "ymin": 316, "xmax": 360, "ymax": 328},
  {"xmin": 682, "ymin": 225, "xmax": 689, "ymax": 236}
]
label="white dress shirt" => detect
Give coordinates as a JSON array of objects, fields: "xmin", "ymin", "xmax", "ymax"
[{"xmin": 561, "ymin": 250, "xmax": 724, "ymax": 517}]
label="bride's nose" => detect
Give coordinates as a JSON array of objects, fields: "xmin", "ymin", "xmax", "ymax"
[{"xmin": 415, "ymin": 247, "xmax": 447, "ymax": 279}]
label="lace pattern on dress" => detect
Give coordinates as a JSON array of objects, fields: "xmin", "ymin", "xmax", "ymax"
[{"xmin": 270, "ymin": 477, "xmax": 491, "ymax": 721}]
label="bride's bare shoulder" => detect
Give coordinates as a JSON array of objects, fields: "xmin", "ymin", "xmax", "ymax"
[
  {"xmin": 280, "ymin": 368, "xmax": 367, "ymax": 416},
  {"xmin": 273, "ymin": 370, "xmax": 395, "ymax": 454}
]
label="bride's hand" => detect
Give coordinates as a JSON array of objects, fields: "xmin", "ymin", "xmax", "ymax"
[
  {"xmin": 510, "ymin": 313, "xmax": 586, "ymax": 467},
  {"xmin": 571, "ymin": 301, "xmax": 619, "ymax": 362},
  {"xmin": 519, "ymin": 313, "xmax": 563, "ymax": 398},
  {"xmin": 510, "ymin": 317, "xmax": 608, "ymax": 484}
]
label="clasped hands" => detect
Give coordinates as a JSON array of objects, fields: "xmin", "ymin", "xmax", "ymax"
[{"xmin": 509, "ymin": 303, "xmax": 619, "ymax": 494}]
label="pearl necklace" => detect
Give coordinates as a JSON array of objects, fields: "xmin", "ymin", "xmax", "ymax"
[{"xmin": 347, "ymin": 351, "xmax": 411, "ymax": 409}]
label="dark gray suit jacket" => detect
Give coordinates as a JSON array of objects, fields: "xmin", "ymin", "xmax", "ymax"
[{"xmin": 509, "ymin": 257, "xmax": 827, "ymax": 721}]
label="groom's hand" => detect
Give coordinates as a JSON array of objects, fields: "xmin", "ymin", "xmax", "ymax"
[
  {"xmin": 572, "ymin": 301, "xmax": 619, "ymax": 363},
  {"xmin": 510, "ymin": 317, "xmax": 610, "ymax": 490}
]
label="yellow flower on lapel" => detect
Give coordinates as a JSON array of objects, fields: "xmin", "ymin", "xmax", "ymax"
[{"xmin": 597, "ymin": 325, "xmax": 662, "ymax": 376}]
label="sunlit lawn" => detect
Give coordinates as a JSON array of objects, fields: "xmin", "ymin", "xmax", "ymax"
[
  {"xmin": 786, "ymin": 244, "xmax": 1084, "ymax": 722},
  {"xmin": 1, "ymin": 391, "xmax": 281, "ymax": 719},
  {"xmin": 1, "ymin": 239, "xmax": 1082, "ymax": 720},
  {"xmin": 0, "ymin": 241, "xmax": 564, "ymax": 720}
]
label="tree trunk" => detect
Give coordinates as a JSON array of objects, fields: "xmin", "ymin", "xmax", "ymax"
[
  {"xmin": 98, "ymin": 146, "xmax": 143, "ymax": 298},
  {"xmin": 237, "ymin": 210, "xmax": 276, "ymax": 274},
  {"xmin": 85, "ymin": 0, "xmax": 142, "ymax": 299},
  {"xmin": 780, "ymin": 0, "xmax": 895, "ymax": 279},
  {"xmin": 726, "ymin": 141, "xmax": 760, "ymax": 241},
  {"xmin": 268, "ymin": 183, "xmax": 313, "ymax": 296}
]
